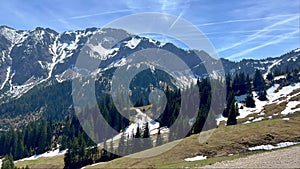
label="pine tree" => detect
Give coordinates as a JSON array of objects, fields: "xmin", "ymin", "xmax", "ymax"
[
  {"xmin": 126, "ymin": 134, "xmax": 133, "ymax": 155},
  {"xmin": 245, "ymin": 93, "xmax": 256, "ymax": 108},
  {"xmin": 133, "ymin": 125, "xmax": 143, "ymax": 153},
  {"xmin": 2, "ymin": 154, "xmax": 15, "ymax": 169},
  {"xmin": 266, "ymin": 73, "xmax": 274, "ymax": 81},
  {"xmin": 227, "ymin": 101, "xmax": 238, "ymax": 125},
  {"xmin": 142, "ymin": 122, "xmax": 153, "ymax": 150},
  {"xmin": 37, "ymin": 120, "xmax": 48, "ymax": 154},
  {"xmin": 223, "ymin": 91, "xmax": 235, "ymax": 117},
  {"xmin": 253, "ymin": 69, "xmax": 266, "ymax": 91},
  {"xmin": 258, "ymin": 90, "xmax": 268, "ymax": 101}
]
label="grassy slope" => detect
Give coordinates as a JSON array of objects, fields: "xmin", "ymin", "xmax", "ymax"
[
  {"xmin": 15, "ymin": 155, "xmax": 64, "ymax": 169},
  {"xmin": 87, "ymin": 112, "xmax": 300, "ymax": 168},
  {"xmin": 15, "ymin": 112, "xmax": 300, "ymax": 169}
]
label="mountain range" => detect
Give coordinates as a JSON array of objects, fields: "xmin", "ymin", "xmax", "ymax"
[{"xmin": 0, "ymin": 25, "xmax": 299, "ymax": 129}]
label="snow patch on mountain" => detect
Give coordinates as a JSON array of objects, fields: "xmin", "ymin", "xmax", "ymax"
[
  {"xmin": 0, "ymin": 66, "xmax": 10, "ymax": 90},
  {"xmin": 125, "ymin": 37, "xmax": 141, "ymax": 49},
  {"xmin": 293, "ymin": 48, "xmax": 300, "ymax": 53},
  {"xmin": 217, "ymin": 82, "xmax": 300, "ymax": 125},
  {"xmin": 104, "ymin": 108, "xmax": 160, "ymax": 144},
  {"xmin": 287, "ymin": 56, "xmax": 298, "ymax": 62},
  {"xmin": 235, "ymin": 91, "xmax": 268, "ymax": 119},
  {"xmin": 281, "ymin": 101, "xmax": 300, "ymax": 115},
  {"xmin": 48, "ymin": 32, "xmax": 81, "ymax": 78},
  {"xmin": 264, "ymin": 59, "xmax": 282, "ymax": 79},
  {"xmin": 0, "ymin": 26, "xmax": 27, "ymax": 44},
  {"xmin": 267, "ymin": 83, "xmax": 300, "ymax": 104},
  {"xmin": 273, "ymin": 75, "xmax": 286, "ymax": 81}
]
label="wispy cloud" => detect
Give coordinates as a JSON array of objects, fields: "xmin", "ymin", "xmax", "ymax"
[
  {"xmin": 197, "ymin": 13, "xmax": 299, "ymax": 27},
  {"xmin": 69, "ymin": 9, "xmax": 132, "ymax": 20},
  {"xmin": 205, "ymin": 28, "xmax": 299, "ymax": 35},
  {"xmin": 217, "ymin": 15, "xmax": 299, "ymax": 53},
  {"xmin": 226, "ymin": 29, "xmax": 300, "ymax": 60}
]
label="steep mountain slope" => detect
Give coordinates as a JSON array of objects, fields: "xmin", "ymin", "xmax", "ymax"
[
  {"xmin": 0, "ymin": 26, "xmax": 299, "ymax": 129},
  {"xmin": 1, "ymin": 26, "xmax": 299, "ymax": 93}
]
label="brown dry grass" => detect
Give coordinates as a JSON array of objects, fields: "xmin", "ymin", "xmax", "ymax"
[
  {"xmin": 87, "ymin": 112, "xmax": 300, "ymax": 169},
  {"xmin": 15, "ymin": 155, "xmax": 64, "ymax": 169}
]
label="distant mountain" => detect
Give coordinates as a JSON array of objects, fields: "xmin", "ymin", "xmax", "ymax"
[{"xmin": 0, "ymin": 25, "xmax": 299, "ymax": 128}]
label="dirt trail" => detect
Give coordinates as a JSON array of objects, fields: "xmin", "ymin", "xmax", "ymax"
[{"xmin": 201, "ymin": 146, "xmax": 300, "ymax": 168}]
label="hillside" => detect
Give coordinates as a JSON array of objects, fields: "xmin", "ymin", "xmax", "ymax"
[
  {"xmin": 13, "ymin": 80, "xmax": 300, "ymax": 168},
  {"xmin": 0, "ymin": 26, "xmax": 299, "ymax": 169},
  {"xmin": 15, "ymin": 112, "xmax": 300, "ymax": 168}
]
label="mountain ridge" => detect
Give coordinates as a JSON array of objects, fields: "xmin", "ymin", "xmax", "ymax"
[{"xmin": 0, "ymin": 26, "xmax": 299, "ymax": 128}]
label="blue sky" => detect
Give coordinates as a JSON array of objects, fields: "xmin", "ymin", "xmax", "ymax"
[{"xmin": 0, "ymin": 0, "xmax": 299, "ymax": 61}]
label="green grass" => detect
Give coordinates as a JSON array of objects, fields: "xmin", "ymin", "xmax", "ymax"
[
  {"xmin": 157, "ymin": 144, "xmax": 300, "ymax": 168},
  {"xmin": 15, "ymin": 112, "xmax": 300, "ymax": 169},
  {"xmin": 15, "ymin": 155, "xmax": 64, "ymax": 169},
  {"xmin": 87, "ymin": 112, "xmax": 300, "ymax": 168}
]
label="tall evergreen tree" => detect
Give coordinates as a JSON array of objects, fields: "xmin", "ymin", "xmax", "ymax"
[
  {"xmin": 142, "ymin": 122, "xmax": 153, "ymax": 150},
  {"xmin": 133, "ymin": 125, "xmax": 143, "ymax": 152},
  {"xmin": 227, "ymin": 102, "xmax": 238, "ymax": 125},
  {"xmin": 253, "ymin": 69, "xmax": 266, "ymax": 90},
  {"xmin": 223, "ymin": 91, "xmax": 235, "ymax": 117},
  {"xmin": 245, "ymin": 93, "xmax": 256, "ymax": 108},
  {"xmin": 258, "ymin": 90, "xmax": 268, "ymax": 101},
  {"xmin": 266, "ymin": 73, "xmax": 274, "ymax": 81},
  {"xmin": 1, "ymin": 154, "xmax": 15, "ymax": 169}
]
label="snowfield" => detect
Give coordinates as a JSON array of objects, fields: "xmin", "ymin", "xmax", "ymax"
[{"xmin": 217, "ymin": 82, "xmax": 300, "ymax": 124}]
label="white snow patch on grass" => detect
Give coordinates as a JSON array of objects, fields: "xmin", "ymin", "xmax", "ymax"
[
  {"xmin": 248, "ymin": 142, "xmax": 299, "ymax": 151},
  {"xmin": 282, "ymin": 118, "xmax": 290, "ymax": 121},
  {"xmin": 268, "ymin": 83, "xmax": 300, "ymax": 104},
  {"xmin": 184, "ymin": 155, "xmax": 207, "ymax": 162},
  {"xmin": 236, "ymin": 92, "xmax": 268, "ymax": 119},
  {"xmin": 235, "ymin": 82, "xmax": 300, "ymax": 121},
  {"xmin": 14, "ymin": 149, "xmax": 67, "ymax": 162},
  {"xmin": 243, "ymin": 121, "xmax": 251, "ymax": 124},
  {"xmin": 281, "ymin": 101, "xmax": 300, "ymax": 115},
  {"xmin": 216, "ymin": 114, "xmax": 227, "ymax": 125},
  {"xmin": 252, "ymin": 117, "xmax": 264, "ymax": 122}
]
